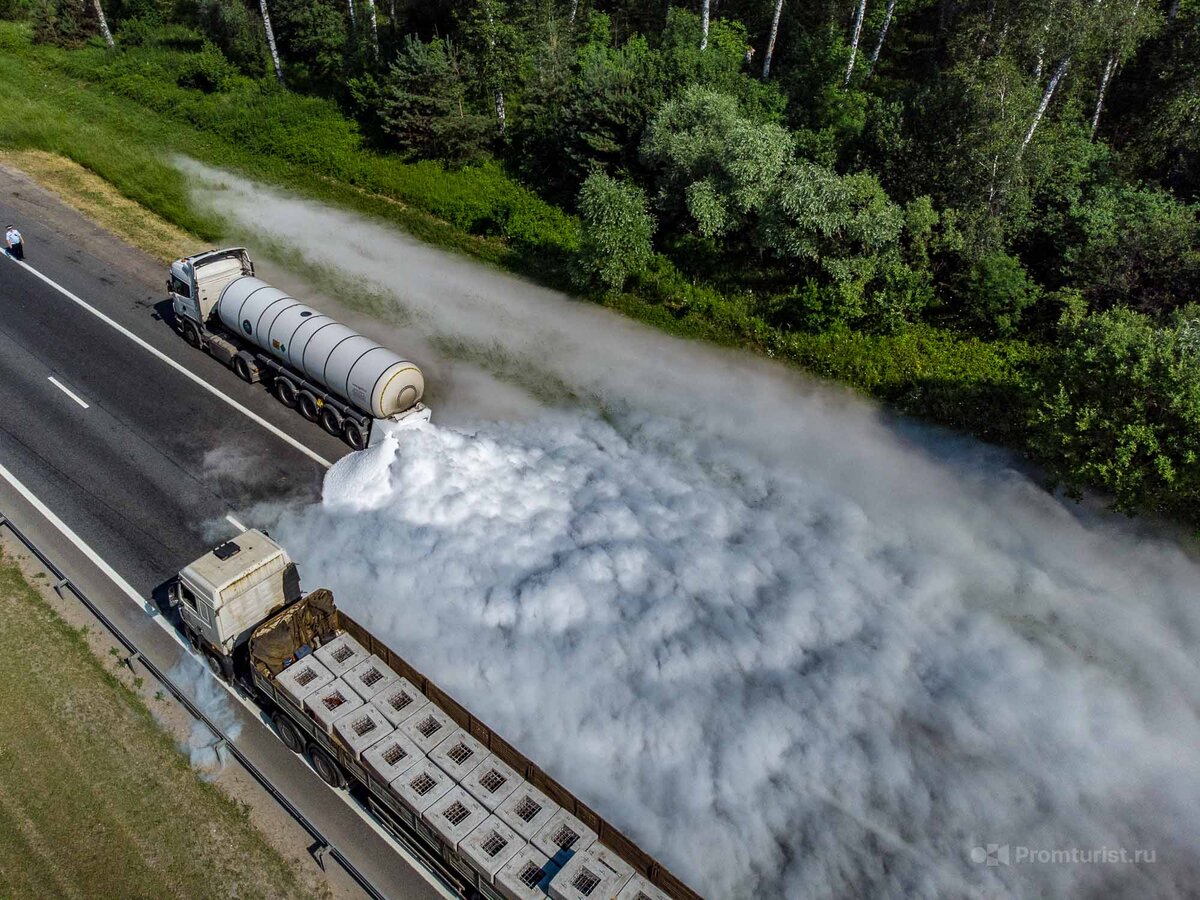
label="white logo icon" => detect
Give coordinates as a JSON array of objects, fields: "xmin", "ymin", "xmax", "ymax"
[{"xmin": 970, "ymin": 844, "xmax": 1010, "ymax": 866}]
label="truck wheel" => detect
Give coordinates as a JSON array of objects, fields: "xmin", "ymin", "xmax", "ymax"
[
  {"xmin": 203, "ymin": 651, "xmax": 228, "ymax": 682},
  {"xmin": 272, "ymin": 711, "xmax": 305, "ymax": 754},
  {"xmin": 343, "ymin": 419, "xmax": 367, "ymax": 450},
  {"xmin": 182, "ymin": 321, "xmax": 201, "ymax": 348},
  {"xmin": 273, "ymin": 377, "xmax": 297, "ymax": 408},
  {"xmin": 296, "ymin": 391, "xmax": 319, "ymax": 422},
  {"xmin": 233, "ymin": 356, "xmax": 252, "ymax": 382},
  {"xmin": 310, "ymin": 747, "xmax": 346, "ymax": 789},
  {"xmin": 318, "ymin": 405, "xmax": 342, "ymax": 436}
]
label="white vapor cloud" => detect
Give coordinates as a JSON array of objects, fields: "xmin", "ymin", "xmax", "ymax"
[{"xmin": 183, "ymin": 160, "xmax": 1200, "ymax": 899}]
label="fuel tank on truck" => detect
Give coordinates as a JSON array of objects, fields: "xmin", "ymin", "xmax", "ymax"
[{"xmin": 216, "ymin": 276, "xmax": 424, "ymax": 420}]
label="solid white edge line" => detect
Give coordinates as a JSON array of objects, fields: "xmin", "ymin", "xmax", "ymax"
[
  {"xmin": 4, "ymin": 255, "xmax": 333, "ymax": 470},
  {"xmin": 225, "ymin": 514, "xmax": 248, "ymax": 532},
  {"xmin": 47, "ymin": 375, "xmax": 90, "ymax": 409},
  {"xmin": 0, "ymin": 461, "xmax": 453, "ymax": 900}
]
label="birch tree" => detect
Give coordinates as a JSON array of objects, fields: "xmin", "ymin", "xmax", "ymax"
[
  {"xmin": 1016, "ymin": 56, "xmax": 1068, "ymax": 162},
  {"xmin": 762, "ymin": 0, "xmax": 784, "ymax": 78},
  {"xmin": 259, "ymin": 0, "xmax": 285, "ymax": 84},
  {"xmin": 92, "ymin": 0, "xmax": 113, "ymax": 48},
  {"xmin": 700, "ymin": 0, "xmax": 710, "ymax": 49},
  {"xmin": 844, "ymin": 0, "xmax": 868, "ymax": 85},
  {"xmin": 363, "ymin": 0, "xmax": 379, "ymax": 55},
  {"xmin": 865, "ymin": 0, "xmax": 896, "ymax": 79}
]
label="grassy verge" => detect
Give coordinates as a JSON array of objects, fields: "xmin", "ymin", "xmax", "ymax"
[
  {"xmin": 0, "ymin": 21, "xmax": 1039, "ymax": 446},
  {"xmin": 0, "ymin": 548, "xmax": 314, "ymax": 899}
]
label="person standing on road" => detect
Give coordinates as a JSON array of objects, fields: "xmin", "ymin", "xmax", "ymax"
[{"xmin": 5, "ymin": 225, "xmax": 23, "ymax": 260}]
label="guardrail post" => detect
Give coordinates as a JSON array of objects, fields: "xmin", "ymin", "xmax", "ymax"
[{"xmin": 309, "ymin": 841, "xmax": 329, "ymax": 871}]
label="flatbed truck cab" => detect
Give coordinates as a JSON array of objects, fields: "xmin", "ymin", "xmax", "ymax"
[{"xmin": 170, "ymin": 529, "xmax": 301, "ymax": 679}]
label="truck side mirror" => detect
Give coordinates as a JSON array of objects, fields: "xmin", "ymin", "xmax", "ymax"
[{"xmin": 167, "ymin": 582, "xmax": 180, "ymax": 608}]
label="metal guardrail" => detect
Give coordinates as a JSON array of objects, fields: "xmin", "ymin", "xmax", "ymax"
[{"xmin": 0, "ymin": 511, "xmax": 387, "ymax": 900}]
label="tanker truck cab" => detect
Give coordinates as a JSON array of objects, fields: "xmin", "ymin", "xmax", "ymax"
[{"xmin": 170, "ymin": 529, "xmax": 301, "ymax": 679}]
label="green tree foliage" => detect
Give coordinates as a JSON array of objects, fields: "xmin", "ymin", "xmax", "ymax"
[
  {"xmin": 270, "ymin": 0, "xmax": 346, "ymax": 88},
  {"xmin": 960, "ymin": 252, "xmax": 1041, "ymax": 337},
  {"xmin": 641, "ymin": 86, "xmax": 791, "ymax": 238},
  {"xmin": 32, "ymin": 0, "xmax": 92, "ymax": 45},
  {"xmin": 372, "ymin": 35, "xmax": 490, "ymax": 163},
  {"xmin": 194, "ymin": 0, "xmax": 264, "ymax": 75},
  {"xmin": 576, "ymin": 171, "xmax": 655, "ymax": 291},
  {"xmin": 1062, "ymin": 184, "xmax": 1200, "ymax": 315},
  {"xmin": 1031, "ymin": 307, "xmax": 1200, "ymax": 521}
]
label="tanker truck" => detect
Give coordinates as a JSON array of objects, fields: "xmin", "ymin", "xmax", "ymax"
[
  {"xmin": 168, "ymin": 248, "xmax": 429, "ymax": 449},
  {"xmin": 171, "ymin": 530, "xmax": 697, "ymax": 900}
]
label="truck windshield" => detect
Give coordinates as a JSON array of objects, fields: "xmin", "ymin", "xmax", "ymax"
[{"xmin": 170, "ymin": 275, "xmax": 191, "ymax": 298}]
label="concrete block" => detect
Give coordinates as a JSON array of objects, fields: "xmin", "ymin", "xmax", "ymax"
[
  {"xmin": 274, "ymin": 656, "xmax": 333, "ymax": 708},
  {"xmin": 422, "ymin": 786, "xmax": 489, "ymax": 851},
  {"xmin": 345, "ymin": 654, "xmax": 400, "ymax": 702},
  {"xmin": 496, "ymin": 782, "xmax": 560, "ymax": 843},
  {"xmin": 314, "ymin": 632, "xmax": 368, "ymax": 677},
  {"xmin": 460, "ymin": 814, "xmax": 526, "ymax": 884},
  {"xmin": 303, "ymin": 677, "xmax": 364, "ymax": 733},
  {"xmin": 462, "ymin": 752, "xmax": 522, "ymax": 811},
  {"xmin": 376, "ymin": 677, "xmax": 431, "ymax": 729},
  {"xmin": 429, "ymin": 727, "xmax": 488, "ymax": 783},
  {"xmin": 532, "ymin": 808, "xmax": 597, "ymax": 862},
  {"xmin": 362, "ymin": 732, "xmax": 424, "ymax": 785},
  {"xmin": 495, "ymin": 844, "xmax": 561, "ymax": 900},
  {"xmin": 392, "ymin": 758, "xmax": 453, "ymax": 816},
  {"xmin": 332, "ymin": 702, "xmax": 394, "ymax": 759},
  {"xmin": 399, "ymin": 704, "xmax": 455, "ymax": 755},
  {"xmin": 550, "ymin": 845, "xmax": 634, "ymax": 900},
  {"xmin": 615, "ymin": 875, "xmax": 671, "ymax": 900}
]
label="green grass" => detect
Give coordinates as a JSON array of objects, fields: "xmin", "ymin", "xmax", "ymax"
[
  {"xmin": 0, "ymin": 549, "xmax": 315, "ymax": 899},
  {"xmin": 0, "ymin": 21, "xmax": 1039, "ymax": 446}
]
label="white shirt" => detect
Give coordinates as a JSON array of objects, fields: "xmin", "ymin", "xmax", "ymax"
[{"xmin": 5, "ymin": 229, "xmax": 20, "ymax": 246}]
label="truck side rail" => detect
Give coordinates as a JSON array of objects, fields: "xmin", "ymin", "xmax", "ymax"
[{"xmin": 337, "ymin": 612, "xmax": 703, "ymax": 900}]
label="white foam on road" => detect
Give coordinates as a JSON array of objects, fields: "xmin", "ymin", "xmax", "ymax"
[{"xmin": 186, "ymin": 161, "xmax": 1200, "ymax": 899}]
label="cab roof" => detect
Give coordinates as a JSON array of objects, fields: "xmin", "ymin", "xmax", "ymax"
[{"xmin": 180, "ymin": 529, "xmax": 288, "ymax": 596}]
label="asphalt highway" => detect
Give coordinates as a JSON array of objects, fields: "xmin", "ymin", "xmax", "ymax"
[{"xmin": 0, "ymin": 166, "xmax": 442, "ymax": 899}]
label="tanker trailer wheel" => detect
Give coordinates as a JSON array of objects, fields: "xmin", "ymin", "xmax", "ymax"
[
  {"xmin": 273, "ymin": 376, "xmax": 298, "ymax": 408},
  {"xmin": 296, "ymin": 391, "xmax": 320, "ymax": 422},
  {"xmin": 319, "ymin": 404, "xmax": 343, "ymax": 437},
  {"xmin": 181, "ymin": 321, "xmax": 202, "ymax": 348},
  {"xmin": 272, "ymin": 711, "xmax": 305, "ymax": 754},
  {"xmin": 309, "ymin": 746, "xmax": 346, "ymax": 789},
  {"xmin": 343, "ymin": 419, "xmax": 368, "ymax": 451},
  {"xmin": 233, "ymin": 355, "xmax": 252, "ymax": 383}
]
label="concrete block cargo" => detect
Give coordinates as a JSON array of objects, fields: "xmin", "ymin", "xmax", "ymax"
[{"xmin": 168, "ymin": 248, "xmax": 429, "ymax": 448}]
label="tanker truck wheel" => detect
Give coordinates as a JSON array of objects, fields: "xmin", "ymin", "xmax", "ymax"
[
  {"xmin": 181, "ymin": 321, "xmax": 201, "ymax": 348},
  {"xmin": 296, "ymin": 391, "xmax": 320, "ymax": 422},
  {"xmin": 233, "ymin": 356, "xmax": 252, "ymax": 383},
  {"xmin": 343, "ymin": 419, "xmax": 367, "ymax": 451},
  {"xmin": 319, "ymin": 405, "xmax": 343, "ymax": 437},
  {"xmin": 273, "ymin": 376, "xmax": 297, "ymax": 408}
]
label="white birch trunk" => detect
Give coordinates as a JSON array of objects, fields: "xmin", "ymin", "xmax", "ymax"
[
  {"xmin": 92, "ymin": 0, "xmax": 114, "ymax": 48},
  {"xmin": 347, "ymin": 0, "xmax": 357, "ymax": 31},
  {"xmin": 485, "ymin": 2, "xmax": 507, "ymax": 134},
  {"xmin": 570, "ymin": 0, "xmax": 579, "ymax": 25},
  {"xmin": 762, "ymin": 0, "xmax": 784, "ymax": 78},
  {"xmin": 1018, "ymin": 56, "xmax": 1068, "ymax": 161},
  {"xmin": 259, "ymin": 0, "xmax": 285, "ymax": 85},
  {"xmin": 1033, "ymin": 17, "xmax": 1050, "ymax": 77},
  {"xmin": 865, "ymin": 0, "xmax": 895, "ymax": 79},
  {"xmin": 700, "ymin": 0, "xmax": 710, "ymax": 49},
  {"xmin": 1090, "ymin": 55, "xmax": 1116, "ymax": 138},
  {"xmin": 364, "ymin": 0, "xmax": 379, "ymax": 54},
  {"xmin": 843, "ymin": 0, "xmax": 867, "ymax": 86}
]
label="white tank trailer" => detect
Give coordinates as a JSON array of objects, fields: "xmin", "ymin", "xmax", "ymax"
[{"xmin": 168, "ymin": 248, "xmax": 429, "ymax": 448}]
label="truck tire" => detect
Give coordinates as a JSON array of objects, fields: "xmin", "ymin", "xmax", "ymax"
[
  {"xmin": 310, "ymin": 746, "xmax": 346, "ymax": 789},
  {"xmin": 296, "ymin": 391, "xmax": 319, "ymax": 422},
  {"xmin": 343, "ymin": 419, "xmax": 367, "ymax": 451},
  {"xmin": 272, "ymin": 711, "xmax": 305, "ymax": 754},
  {"xmin": 319, "ymin": 404, "xmax": 343, "ymax": 437},
  {"xmin": 182, "ymin": 321, "xmax": 202, "ymax": 348},
  {"xmin": 203, "ymin": 651, "xmax": 229, "ymax": 682},
  {"xmin": 233, "ymin": 355, "xmax": 252, "ymax": 382},
  {"xmin": 273, "ymin": 377, "xmax": 297, "ymax": 408}
]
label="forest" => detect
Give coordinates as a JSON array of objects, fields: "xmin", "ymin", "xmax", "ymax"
[{"xmin": 5, "ymin": 0, "xmax": 1200, "ymax": 525}]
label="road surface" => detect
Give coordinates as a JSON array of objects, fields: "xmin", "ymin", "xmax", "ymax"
[{"xmin": 0, "ymin": 164, "xmax": 441, "ymax": 899}]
